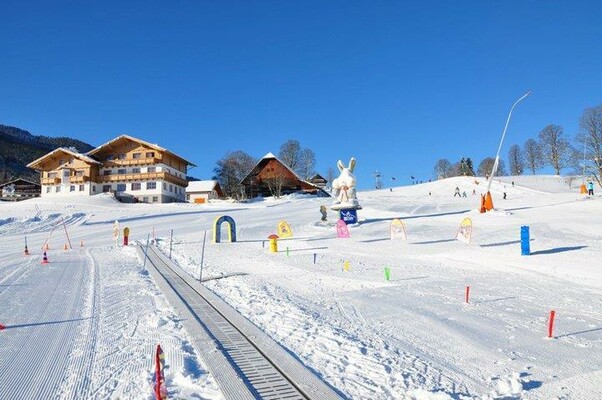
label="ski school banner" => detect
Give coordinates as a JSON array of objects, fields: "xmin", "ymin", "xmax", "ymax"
[
  {"xmin": 390, "ymin": 219, "xmax": 406, "ymax": 240},
  {"xmin": 336, "ymin": 219, "xmax": 350, "ymax": 238},
  {"xmin": 277, "ymin": 220, "xmax": 293, "ymax": 238},
  {"xmin": 456, "ymin": 218, "xmax": 472, "ymax": 244}
]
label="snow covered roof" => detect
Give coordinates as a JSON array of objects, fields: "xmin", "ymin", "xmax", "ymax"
[
  {"xmin": 263, "ymin": 152, "xmax": 276, "ymax": 159},
  {"xmin": 27, "ymin": 147, "xmax": 102, "ymax": 169},
  {"xmin": 87, "ymin": 134, "xmax": 196, "ymax": 166},
  {"xmin": 186, "ymin": 180, "xmax": 219, "ymax": 193}
]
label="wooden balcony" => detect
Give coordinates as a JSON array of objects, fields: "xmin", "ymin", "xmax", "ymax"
[
  {"xmin": 42, "ymin": 177, "xmax": 61, "ymax": 185},
  {"xmin": 70, "ymin": 175, "xmax": 90, "ymax": 183},
  {"xmin": 106, "ymin": 157, "xmax": 159, "ymax": 166},
  {"xmin": 97, "ymin": 171, "xmax": 188, "ymax": 187}
]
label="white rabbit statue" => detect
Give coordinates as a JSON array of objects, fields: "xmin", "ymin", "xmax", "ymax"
[{"xmin": 331, "ymin": 157, "xmax": 362, "ymax": 210}]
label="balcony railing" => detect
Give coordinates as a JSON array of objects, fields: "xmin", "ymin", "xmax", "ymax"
[
  {"xmin": 70, "ymin": 175, "xmax": 90, "ymax": 183},
  {"xmin": 41, "ymin": 177, "xmax": 61, "ymax": 185},
  {"xmin": 97, "ymin": 171, "xmax": 188, "ymax": 187},
  {"xmin": 105, "ymin": 157, "xmax": 159, "ymax": 166}
]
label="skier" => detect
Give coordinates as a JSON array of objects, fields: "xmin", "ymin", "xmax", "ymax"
[
  {"xmin": 503, "ymin": 186, "xmax": 507, "ymax": 200},
  {"xmin": 462, "ymin": 191, "xmax": 467, "ymax": 197},
  {"xmin": 454, "ymin": 186, "xmax": 460, "ymax": 197},
  {"xmin": 587, "ymin": 181, "xmax": 595, "ymax": 196}
]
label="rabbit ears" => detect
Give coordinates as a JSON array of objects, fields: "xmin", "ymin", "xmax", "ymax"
[{"xmin": 337, "ymin": 157, "xmax": 357, "ymax": 172}]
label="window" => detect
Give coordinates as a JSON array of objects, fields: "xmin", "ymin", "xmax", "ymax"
[
  {"xmin": 46, "ymin": 187, "xmax": 51, "ymax": 193},
  {"xmin": 118, "ymin": 153, "xmax": 126, "ymax": 160},
  {"xmin": 143, "ymin": 196, "xmax": 148, "ymax": 202},
  {"xmin": 163, "ymin": 183, "xmax": 166, "ymax": 189},
  {"xmin": 146, "ymin": 182, "xmax": 156, "ymax": 190},
  {"xmin": 48, "ymin": 172, "xmax": 57, "ymax": 178},
  {"xmin": 70, "ymin": 185, "xmax": 75, "ymax": 192},
  {"xmin": 169, "ymin": 184, "xmax": 173, "ymax": 192},
  {"xmin": 103, "ymin": 185, "xmax": 111, "ymax": 192},
  {"xmin": 103, "ymin": 170, "xmax": 112, "ymax": 176},
  {"xmin": 117, "ymin": 169, "xmax": 126, "ymax": 174},
  {"xmin": 132, "ymin": 153, "xmax": 141, "ymax": 159},
  {"xmin": 79, "ymin": 185, "xmax": 84, "ymax": 191},
  {"xmin": 69, "ymin": 157, "xmax": 74, "ymax": 164},
  {"xmin": 116, "ymin": 184, "xmax": 126, "ymax": 192},
  {"xmin": 132, "ymin": 168, "xmax": 141, "ymax": 173},
  {"xmin": 76, "ymin": 170, "xmax": 84, "ymax": 176},
  {"xmin": 132, "ymin": 183, "xmax": 141, "ymax": 190},
  {"xmin": 147, "ymin": 166, "xmax": 156, "ymax": 173},
  {"xmin": 152, "ymin": 196, "xmax": 158, "ymax": 202},
  {"xmin": 92, "ymin": 186, "xmax": 96, "ymax": 192},
  {"xmin": 106, "ymin": 155, "xmax": 115, "ymax": 161},
  {"xmin": 146, "ymin": 152, "xmax": 155, "ymax": 158},
  {"xmin": 56, "ymin": 186, "xmax": 61, "ymax": 192},
  {"xmin": 186, "ymin": 194, "xmax": 190, "ymax": 200},
  {"xmin": 59, "ymin": 159, "xmax": 65, "ymax": 165}
]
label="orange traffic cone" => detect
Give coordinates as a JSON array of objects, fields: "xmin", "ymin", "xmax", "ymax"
[
  {"xmin": 63, "ymin": 243, "xmax": 68, "ymax": 251},
  {"xmin": 484, "ymin": 191, "xmax": 494, "ymax": 211},
  {"xmin": 41, "ymin": 251, "xmax": 49, "ymax": 264}
]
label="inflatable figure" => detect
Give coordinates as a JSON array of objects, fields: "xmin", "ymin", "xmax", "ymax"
[{"xmin": 331, "ymin": 158, "xmax": 361, "ymax": 210}]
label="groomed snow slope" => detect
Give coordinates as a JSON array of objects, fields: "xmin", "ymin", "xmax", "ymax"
[{"xmin": 0, "ymin": 176, "xmax": 600, "ymax": 399}]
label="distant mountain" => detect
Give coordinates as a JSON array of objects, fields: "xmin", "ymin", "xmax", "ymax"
[{"xmin": 0, "ymin": 124, "xmax": 95, "ymax": 183}]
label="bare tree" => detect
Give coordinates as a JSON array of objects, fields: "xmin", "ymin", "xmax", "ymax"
[
  {"xmin": 538, "ymin": 124, "xmax": 577, "ymax": 175},
  {"xmin": 326, "ymin": 167, "xmax": 335, "ymax": 190},
  {"xmin": 278, "ymin": 140, "xmax": 302, "ymax": 172},
  {"xmin": 213, "ymin": 151, "xmax": 256, "ymax": 199},
  {"xmin": 433, "ymin": 159, "xmax": 452, "ymax": 179},
  {"xmin": 477, "ymin": 157, "xmax": 506, "ymax": 177},
  {"xmin": 523, "ymin": 138, "xmax": 543, "ymax": 174},
  {"xmin": 265, "ymin": 175, "xmax": 287, "ymax": 199},
  {"xmin": 507, "ymin": 144, "xmax": 524, "ymax": 175},
  {"xmin": 576, "ymin": 104, "xmax": 602, "ymax": 187},
  {"xmin": 298, "ymin": 148, "xmax": 316, "ymax": 179}
]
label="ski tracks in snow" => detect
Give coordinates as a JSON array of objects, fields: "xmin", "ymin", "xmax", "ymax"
[{"xmin": 207, "ymin": 277, "xmax": 474, "ymax": 399}]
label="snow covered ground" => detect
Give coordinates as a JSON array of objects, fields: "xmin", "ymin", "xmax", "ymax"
[{"xmin": 0, "ymin": 176, "xmax": 600, "ymax": 399}]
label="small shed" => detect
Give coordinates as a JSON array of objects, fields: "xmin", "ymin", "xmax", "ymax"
[
  {"xmin": 0, "ymin": 178, "xmax": 41, "ymax": 201},
  {"xmin": 186, "ymin": 180, "xmax": 224, "ymax": 204},
  {"xmin": 309, "ymin": 173, "xmax": 328, "ymax": 188}
]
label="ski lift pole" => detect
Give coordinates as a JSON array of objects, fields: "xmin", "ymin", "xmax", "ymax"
[
  {"xmin": 169, "ymin": 229, "xmax": 173, "ymax": 259},
  {"xmin": 486, "ymin": 90, "xmax": 531, "ymax": 194},
  {"xmin": 62, "ymin": 217, "xmax": 73, "ymax": 249},
  {"xmin": 143, "ymin": 233, "xmax": 150, "ymax": 270},
  {"xmin": 199, "ymin": 230, "xmax": 207, "ymax": 283}
]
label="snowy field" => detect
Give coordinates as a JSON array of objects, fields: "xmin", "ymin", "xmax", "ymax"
[{"xmin": 0, "ymin": 176, "xmax": 600, "ymax": 399}]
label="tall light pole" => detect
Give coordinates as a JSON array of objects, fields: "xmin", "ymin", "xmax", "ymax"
[{"xmin": 482, "ymin": 90, "xmax": 531, "ymax": 212}]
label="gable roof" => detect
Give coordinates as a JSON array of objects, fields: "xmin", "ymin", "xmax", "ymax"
[
  {"xmin": 27, "ymin": 147, "xmax": 102, "ymax": 170},
  {"xmin": 87, "ymin": 134, "xmax": 196, "ymax": 166},
  {"xmin": 186, "ymin": 180, "xmax": 219, "ymax": 192},
  {"xmin": 241, "ymin": 152, "xmax": 303, "ymax": 184},
  {"xmin": 0, "ymin": 178, "xmax": 41, "ymax": 188}
]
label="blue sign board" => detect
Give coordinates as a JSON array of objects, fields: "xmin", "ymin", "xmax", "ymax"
[{"xmin": 340, "ymin": 209, "xmax": 358, "ymax": 225}]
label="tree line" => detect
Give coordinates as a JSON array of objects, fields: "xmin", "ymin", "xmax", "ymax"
[
  {"xmin": 433, "ymin": 104, "xmax": 602, "ymax": 186},
  {"xmin": 213, "ymin": 139, "xmax": 316, "ymax": 199}
]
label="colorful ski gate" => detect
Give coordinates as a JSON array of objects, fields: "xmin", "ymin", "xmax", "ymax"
[
  {"xmin": 277, "ymin": 220, "xmax": 293, "ymax": 238},
  {"xmin": 336, "ymin": 219, "xmax": 350, "ymax": 238},
  {"xmin": 456, "ymin": 217, "xmax": 472, "ymax": 244},
  {"xmin": 154, "ymin": 344, "xmax": 168, "ymax": 399},
  {"xmin": 390, "ymin": 218, "xmax": 406, "ymax": 240}
]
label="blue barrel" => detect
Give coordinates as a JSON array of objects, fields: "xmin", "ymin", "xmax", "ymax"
[{"xmin": 521, "ymin": 226, "xmax": 530, "ymax": 256}]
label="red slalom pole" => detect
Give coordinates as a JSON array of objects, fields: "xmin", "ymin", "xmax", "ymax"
[
  {"xmin": 548, "ymin": 310, "xmax": 556, "ymax": 338},
  {"xmin": 155, "ymin": 345, "xmax": 161, "ymax": 399},
  {"xmin": 465, "ymin": 286, "xmax": 470, "ymax": 304},
  {"xmin": 0, "ymin": 324, "xmax": 6, "ymax": 330}
]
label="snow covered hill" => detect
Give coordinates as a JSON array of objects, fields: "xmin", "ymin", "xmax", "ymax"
[{"xmin": 0, "ymin": 177, "xmax": 600, "ymax": 399}]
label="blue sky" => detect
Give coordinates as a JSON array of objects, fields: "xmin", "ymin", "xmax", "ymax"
[{"xmin": 2, "ymin": 1, "xmax": 601, "ymax": 189}]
